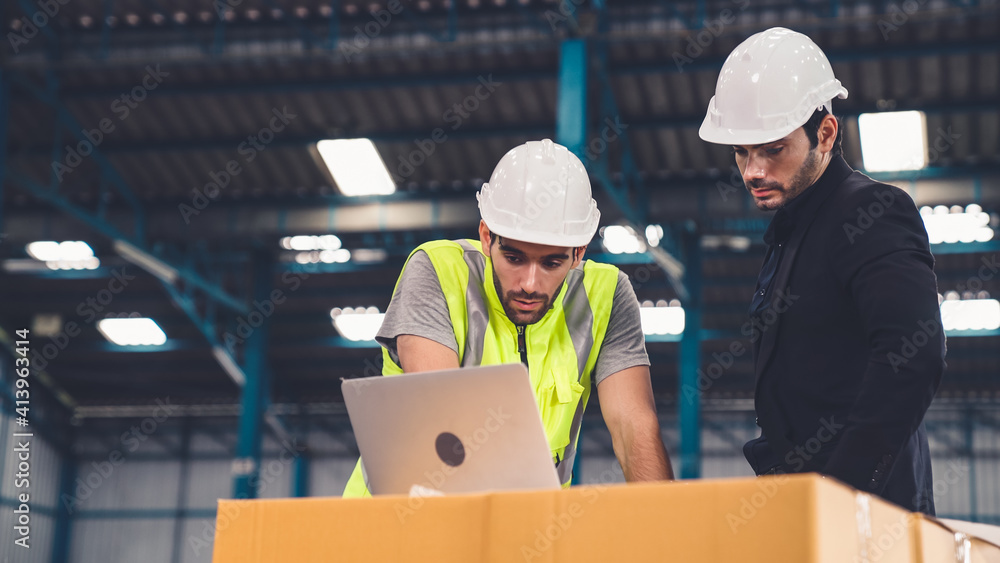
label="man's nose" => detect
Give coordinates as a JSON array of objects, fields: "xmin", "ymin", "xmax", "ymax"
[
  {"xmin": 743, "ymin": 154, "xmax": 767, "ymax": 183},
  {"xmin": 520, "ymin": 263, "xmax": 540, "ymax": 294}
]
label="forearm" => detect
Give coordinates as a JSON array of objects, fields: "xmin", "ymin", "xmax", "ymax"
[{"xmin": 613, "ymin": 414, "xmax": 674, "ymax": 482}]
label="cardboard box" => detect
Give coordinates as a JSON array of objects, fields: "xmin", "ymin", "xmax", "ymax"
[
  {"xmin": 211, "ymin": 473, "xmax": 991, "ymax": 563},
  {"xmin": 913, "ymin": 515, "xmax": 1000, "ymax": 563}
]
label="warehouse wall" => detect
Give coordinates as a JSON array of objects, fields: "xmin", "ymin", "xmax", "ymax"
[{"xmin": 0, "ymin": 356, "xmax": 64, "ymax": 563}]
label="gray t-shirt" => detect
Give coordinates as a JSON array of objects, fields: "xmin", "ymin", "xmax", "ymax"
[{"xmin": 376, "ymin": 250, "xmax": 649, "ymax": 386}]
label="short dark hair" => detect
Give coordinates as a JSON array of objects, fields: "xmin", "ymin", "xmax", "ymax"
[
  {"xmin": 486, "ymin": 229, "xmax": 582, "ymax": 261},
  {"xmin": 801, "ymin": 108, "xmax": 843, "ymax": 156}
]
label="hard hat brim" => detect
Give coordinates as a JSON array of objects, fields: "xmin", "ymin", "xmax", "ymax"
[{"xmin": 482, "ymin": 221, "xmax": 597, "ymax": 249}]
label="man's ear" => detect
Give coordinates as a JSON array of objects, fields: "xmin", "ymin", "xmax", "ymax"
[
  {"xmin": 478, "ymin": 220, "xmax": 492, "ymax": 257},
  {"xmin": 572, "ymin": 245, "xmax": 587, "ymax": 268},
  {"xmin": 817, "ymin": 114, "xmax": 838, "ymax": 154}
]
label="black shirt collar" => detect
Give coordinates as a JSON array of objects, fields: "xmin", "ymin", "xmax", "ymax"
[{"xmin": 762, "ymin": 155, "xmax": 853, "ymax": 245}]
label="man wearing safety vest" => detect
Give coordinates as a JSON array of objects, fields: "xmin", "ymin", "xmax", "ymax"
[
  {"xmin": 343, "ymin": 139, "xmax": 674, "ymax": 496},
  {"xmin": 698, "ymin": 28, "xmax": 944, "ymax": 513}
]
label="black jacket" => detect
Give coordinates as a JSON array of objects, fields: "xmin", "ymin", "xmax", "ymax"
[{"xmin": 743, "ymin": 156, "xmax": 946, "ymax": 514}]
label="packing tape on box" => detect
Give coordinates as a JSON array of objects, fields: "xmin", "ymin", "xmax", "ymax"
[
  {"xmin": 855, "ymin": 492, "xmax": 874, "ymax": 563},
  {"xmin": 955, "ymin": 532, "xmax": 972, "ymax": 563}
]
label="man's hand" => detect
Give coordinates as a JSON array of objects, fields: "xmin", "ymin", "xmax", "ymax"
[{"xmin": 597, "ymin": 365, "xmax": 674, "ymax": 481}]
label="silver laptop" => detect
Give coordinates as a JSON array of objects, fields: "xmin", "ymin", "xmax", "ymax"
[{"xmin": 342, "ymin": 363, "xmax": 561, "ymax": 495}]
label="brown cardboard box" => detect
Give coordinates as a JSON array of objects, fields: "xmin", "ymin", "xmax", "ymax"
[
  {"xmin": 212, "ymin": 473, "xmax": 976, "ymax": 563},
  {"xmin": 912, "ymin": 514, "xmax": 1000, "ymax": 563}
]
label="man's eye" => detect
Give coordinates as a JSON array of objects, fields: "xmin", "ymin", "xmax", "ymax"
[
  {"xmin": 732, "ymin": 147, "xmax": 747, "ymax": 157},
  {"xmin": 766, "ymin": 147, "xmax": 784, "ymax": 156},
  {"xmin": 544, "ymin": 261, "xmax": 562, "ymax": 269},
  {"xmin": 505, "ymin": 255, "xmax": 522, "ymax": 264}
]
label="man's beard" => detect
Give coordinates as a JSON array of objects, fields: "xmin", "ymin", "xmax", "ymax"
[
  {"xmin": 748, "ymin": 149, "xmax": 822, "ymax": 211},
  {"xmin": 492, "ymin": 268, "xmax": 555, "ymax": 326}
]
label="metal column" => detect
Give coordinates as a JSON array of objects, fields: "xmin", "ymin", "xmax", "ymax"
[
  {"xmin": 556, "ymin": 39, "xmax": 588, "ymax": 160},
  {"xmin": 556, "ymin": 38, "xmax": 588, "ymax": 484},
  {"xmin": 51, "ymin": 435, "xmax": 76, "ymax": 563},
  {"xmin": 232, "ymin": 255, "xmax": 272, "ymax": 499},
  {"xmin": 678, "ymin": 232, "xmax": 703, "ymax": 479}
]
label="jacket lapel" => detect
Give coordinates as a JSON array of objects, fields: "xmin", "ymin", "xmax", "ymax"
[{"xmin": 754, "ymin": 235, "xmax": 802, "ymax": 386}]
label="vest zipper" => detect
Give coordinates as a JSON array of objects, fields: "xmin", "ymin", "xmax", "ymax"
[{"xmin": 516, "ymin": 325, "xmax": 528, "ymax": 368}]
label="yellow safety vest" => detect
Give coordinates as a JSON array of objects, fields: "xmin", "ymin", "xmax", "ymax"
[{"xmin": 342, "ymin": 239, "xmax": 618, "ymax": 497}]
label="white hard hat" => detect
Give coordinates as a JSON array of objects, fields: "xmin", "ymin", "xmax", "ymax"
[
  {"xmin": 699, "ymin": 27, "xmax": 848, "ymax": 146},
  {"xmin": 477, "ymin": 139, "xmax": 600, "ymax": 248}
]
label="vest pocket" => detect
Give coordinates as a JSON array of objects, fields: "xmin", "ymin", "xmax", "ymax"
[{"xmin": 538, "ymin": 370, "xmax": 585, "ymax": 456}]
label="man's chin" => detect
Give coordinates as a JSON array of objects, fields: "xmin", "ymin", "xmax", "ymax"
[
  {"xmin": 754, "ymin": 196, "xmax": 784, "ymax": 211},
  {"xmin": 504, "ymin": 305, "xmax": 547, "ymax": 326}
]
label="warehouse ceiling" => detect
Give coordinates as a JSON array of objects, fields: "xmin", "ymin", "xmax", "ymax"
[{"xmin": 2, "ymin": 0, "xmax": 999, "ymax": 420}]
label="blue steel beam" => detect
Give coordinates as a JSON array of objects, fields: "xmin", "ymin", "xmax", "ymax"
[
  {"xmin": 589, "ymin": 50, "xmax": 690, "ymax": 299},
  {"xmin": 232, "ymin": 256, "xmax": 272, "ymax": 499},
  {"xmin": 556, "ymin": 39, "xmax": 587, "ymax": 160},
  {"xmin": 5, "ymin": 170, "xmax": 249, "ymax": 314},
  {"xmin": 677, "ymin": 232, "xmax": 702, "ymax": 479},
  {"xmin": 51, "ymin": 436, "xmax": 76, "ymax": 563},
  {"xmin": 293, "ymin": 449, "xmax": 310, "ymax": 497},
  {"xmin": 10, "ymin": 72, "xmax": 145, "ymax": 235},
  {"xmin": 0, "ymin": 69, "xmax": 7, "ymax": 235}
]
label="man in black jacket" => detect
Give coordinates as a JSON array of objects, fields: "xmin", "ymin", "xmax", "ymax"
[{"xmin": 699, "ymin": 27, "xmax": 945, "ymax": 513}]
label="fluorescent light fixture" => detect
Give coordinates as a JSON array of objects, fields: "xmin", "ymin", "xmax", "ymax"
[
  {"xmin": 645, "ymin": 225, "xmax": 664, "ymax": 247},
  {"xmin": 701, "ymin": 235, "xmax": 752, "ymax": 252},
  {"xmin": 316, "ymin": 138, "xmax": 396, "ymax": 196},
  {"xmin": 296, "ymin": 249, "xmax": 351, "ymax": 264},
  {"xmin": 114, "ymin": 239, "xmax": 179, "ymax": 283},
  {"xmin": 639, "ymin": 303, "xmax": 685, "ymax": 336},
  {"xmin": 331, "ymin": 307, "xmax": 384, "ymax": 341},
  {"xmin": 858, "ymin": 111, "xmax": 927, "ymax": 172},
  {"xmin": 919, "ymin": 205, "xmax": 994, "ymax": 244},
  {"xmin": 351, "ymin": 248, "xmax": 388, "ymax": 263},
  {"xmin": 941, "ymin": 299, "xmax": 1000, "ymax": 331},
  {"xmin": 212, "ymin": 346, "xmax": 246, "ymax": 386},
  {"xmin": 97, "ymin": 318, "xmax": 167, "ymax": 346},
  {"xmin": 602, "ymin": 225, "xmax": 647, "ymax": 254},
  {"xmin": 281, "ymin": 234, "xmax": 341, "ymax": 251},
  {"xmin": 26, "ymin": 240, "xmax": 100, "ymax": 270}
]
